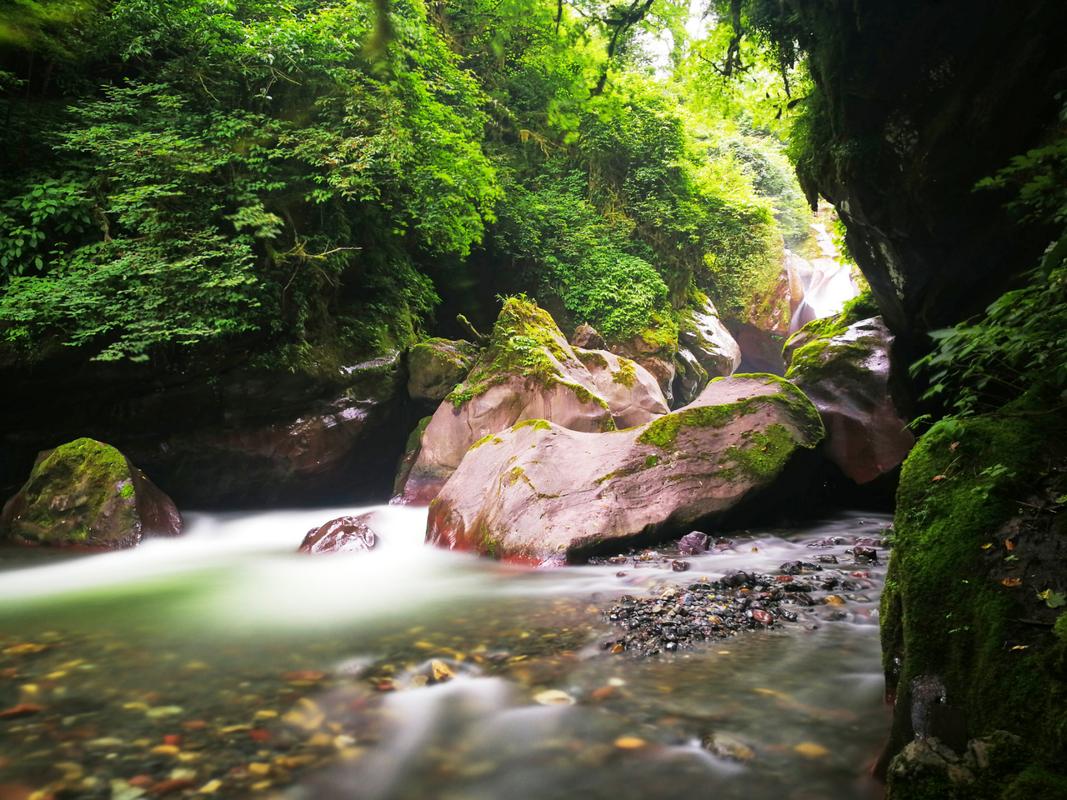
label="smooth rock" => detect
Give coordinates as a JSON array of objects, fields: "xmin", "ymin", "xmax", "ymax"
[
  {"xmin": 426, "ymin": 375, "xmax": 824, "ymax": 563},
  {"xmin": 299, "ymin": 514, "xmax": 378, "ymax": 554},
  {"xmin": 786, "ymin": 316, "xmax": 913, "ymax": 484}
]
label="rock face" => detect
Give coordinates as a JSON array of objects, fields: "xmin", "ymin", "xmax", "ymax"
[
  {"xmin": 785, "ymin": 315, "xmax": 913, "ymax": 485},
  {"xmin": 299, "ymin": 513, "xmax": 378, "ymax": 554},
  {"xmin": 786, "ymin": 0, "xmax": 1067, "ymax": 340},
  {"xmin": 406, "ymin": 338, "xmax": 479, "ymax": 403},
  {"xmin": 729, "ymin": 322, "xmax": 786, "ymax": 376},
  {"xmin": 426, "ymin": 374, "xmax": 824, "ymax": 564},
  {"xmin": 397, "ymin": 298, "xmax": 667, "ymax": 504},
  {"xmin": 3, "ymin": 353, "xmax": 408, "ymax": 508},
  {"xmin": 1, "ymin": 438, "xmax": 182, "ymax": 549}
]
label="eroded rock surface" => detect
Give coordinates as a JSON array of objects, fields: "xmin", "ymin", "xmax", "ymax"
[
  {"xmin": 1, "ymin": 438, "xmax": 182, "ymax": 549},
  {"xmin": 426, "ymin": 374, "xmax": 823, "ymax": 564}
]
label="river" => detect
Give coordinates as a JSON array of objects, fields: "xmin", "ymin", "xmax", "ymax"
[{"xmin": 0, "ymin": 506, "xmax": 891, "ymax": 799}]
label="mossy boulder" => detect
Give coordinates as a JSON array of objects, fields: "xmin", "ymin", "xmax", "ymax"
[
  {"xmin": 880, "ymin": 407, "xmax": 1067, "ymax": 799},
  {"xmin": 426, "ymin": 374, "xmax": 823, "ymax": 564},
  {"xmin": 1, "ymin": 438, "xmax": 182, "ymax": 549},
  {"xmin": 396, "ymin": 297, "xmax": 667, "ymax": 503},
  {"xmin": 406, "ymin": 338, "xmax": 479, "ymax": 403},
  {"xmin": 785, "ymin": 309, "xmax": 912, "ymax": 485}
]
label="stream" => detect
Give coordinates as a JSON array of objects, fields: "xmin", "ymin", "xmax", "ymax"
[{"xmin": 0, "ymin": 506, "xmax": 891, "ymax": 800}]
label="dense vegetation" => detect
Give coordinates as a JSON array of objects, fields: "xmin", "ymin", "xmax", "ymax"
[{"xmin": 0, "ymin": 0, "xmax": 815, "ymax": 374}]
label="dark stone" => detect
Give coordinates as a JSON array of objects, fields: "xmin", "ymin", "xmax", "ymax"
[
  {"xmin": 677, "ymin": 531, "xmax": 710, "ymax": 555},
  {"xmin": 299, "ymin": 514, "xmax": 378, "ymax": 555}
]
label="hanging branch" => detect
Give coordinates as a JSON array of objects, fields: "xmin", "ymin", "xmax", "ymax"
[{"xmin": 589, "ymin": 0, "xmax": 656, "ymax": 96}]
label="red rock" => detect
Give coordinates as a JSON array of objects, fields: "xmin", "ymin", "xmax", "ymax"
[{"xmin": 150, "ymin": 779, "xmax": 195, "ymax": 796}]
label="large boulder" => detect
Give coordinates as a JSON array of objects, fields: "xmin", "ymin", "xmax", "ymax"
[
  {"xmin": 785, "ymin": 313, "xmax": 913, "ymax": 485},
  {"xmin": 679, "ymin": 297, "xmax": 742, "ymax": 379},
  {"xmin": 299, "ymin": 513, "xmax": 378, "ymax": 554},
  {"xmin": 1, "ymin": 438, "xmax": 182, "ymax": 549},
  {"xmin": 396, "ymin": 298, "xmax": 667, "ymax": 503},
  {"xmin": 406, "ymin": 338, "xmax": 479, "ymax": 403},
  {"xmin": 426, "ymin": 374, "xmax": 824, "ymax": 564}
]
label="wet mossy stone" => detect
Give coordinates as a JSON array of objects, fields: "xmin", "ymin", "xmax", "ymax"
[
  {"xmin": 406, "ymin": 338, "xmax": 479, "ymax": 403},
  {"xmin": 0, "ymin": 438, "xmax": 182, "ymax": 549},
  {"xmin": 881, "ymin": 402, "xmax": 1067, "ymax": 798}
]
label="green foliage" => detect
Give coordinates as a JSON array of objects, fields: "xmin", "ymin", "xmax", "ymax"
[
  {"xmin": 1, "ymin": 0, "xmax": 499, "ymax": 366},
  {"xmin": 913, "ymin": 238, "xmax": 1067, "ymax": 417}
]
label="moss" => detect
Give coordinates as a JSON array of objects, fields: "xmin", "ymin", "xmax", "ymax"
[
  {"xmin": 883, "ymin": 405, "xmax": 1067, "ymax": 798},
  {"xmin": 644, "ymin": 454, "xmax": 660, "ymax": 468},
  {"xmin": 576, "ymin": 350, "xmax": 609, "ymax": 369},
  {"xmin": 611, "ymin": 358, "xmax": 637, "ymax": 388},
  {"xmin": 504, "ymin": 466, "xmax": 525, "ymax": 485},
  {"xmin": 717, "ymin": 424, "xmax": 797, "ymax": 481},
  {"xmin": 7, "ymin": 437, "xmax": 138, "ymax": 546},
  {"xmin": 782, "ymin": 289, "xmax": 880, "ymax": 380},
  {"xmin": 447, "ymin": 296, "xmax": 576, "ymax": 408},
  {"xmin": 512, "ymin": 418, "xmax": 551, "ymax": 432},
  {"xmin": 636, "ymin": 375, "xmax": 823, "ymax": 451},
  {"xmin": 469, "ymin": 433, "xmax": 504, "ymax": 450}
]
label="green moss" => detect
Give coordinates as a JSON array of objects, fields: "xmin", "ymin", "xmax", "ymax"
[
  {"xmin": 512, "ymin": 418, "xmax": 551, "ymax": 432},
  {"xmin": 611, "ymin": 358, "xmax": 637, "ymax": 388},
  {"xmin": 717, "ymin": 424, "xmax": 797, "ymax": 481},
  {"xmin": 782, "ymin": 288, "xmax": 880, "ymax": 379},
  {"xmin": 576, "ymin": 350, "xmax": 609, "ymax": 369},
  {"xmin": 636, "ymin": 375, "xmax": 823, "ymax": 451},
  {"xmin": 644, "ymin": 454, "xmax": 660, "ymax": 468},
  {"xmin": 470, "ymin": 433, "xmax": 504, "ymax": 450},
  {"xmin": 8, "ymin": 437, "xmax": 138, "ymax": 546},
  {"xmin": 883, "ymin": 405, "xmax": 1067, "ymax": 797},
  {"xmin": 504, "ymin": 466, "xmax": 525, "ymax": 485},
  {"xmin": 447, "ymin": 296, "xmax": 576, "ymax": 408}
]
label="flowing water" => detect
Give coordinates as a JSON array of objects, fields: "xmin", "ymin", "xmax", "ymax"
[{"xmin": 0, "ymin": 506, "xmax": 891, "ymax": 800}]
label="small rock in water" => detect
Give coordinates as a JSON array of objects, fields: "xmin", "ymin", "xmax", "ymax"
[
  {"xmin": 852, "ymin": 546, "xmax": 878, "ymax": 563},
  {"xmin": 533, "ymin": 689, "xmax": 575, "ymax": 706},
  {"xmin": 703, "ymin": 732, "xmax": 755, "ymax": 762},
  {"xmin": 677, "ymin": 532, "xmax": 709, "ymax": 555},
  {"xmin": 671, "ymin": 560, "xmax": 690, "ymax": 572}
]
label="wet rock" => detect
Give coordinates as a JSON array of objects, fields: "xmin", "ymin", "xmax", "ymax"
[
  {"xmin": 298, "ymin": 514, "xmax": 378, "ymax": 554},
  {"xmin": 406, "ymin": 338, "xmax": 479, "ymax": 403},
  {"xmin": 677, "ymin": 531, "xmax": 710, "ymax": 555},
  {"xmin": 1, "ymin": 438, "xmax": 182, "ymax": 549},
  {"xmin": 426, "ymin": 375, "xmax": 824, "ymax": 564},
  {"xmin": 671, "ymin": 346, "xmax": 710, "ymax": 407},
  {"xmin": 605, "ymin": 571, "xmax": 796, "ymax": 655},
  {"xmin": 729, "ymin": 323, "xmax": 787, "ymax": 376},
  {"xmin": 670, "ymin": 560, "xmax": 690, "ymax": 573},
  {"xmin": 397, "ymin": 298, "xmax": 667, "ymax": 504},
  {"xmin": 785, "ymin": 316, "xmax": 913, "ymax": 485},
  {"xmin": 852, "ymin": 546, "xmax": 878, "ymax": 563}
]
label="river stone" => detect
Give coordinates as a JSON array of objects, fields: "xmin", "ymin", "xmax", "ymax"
[
  {"xmin": 785, "ymin": 316, "xmax": 913, "ymax": 485},
  {"xmin": 426, "ymin": 374, "xmax": 824, "ymax": 564},
  {"xmin": 396, "ymin": 298, "xmax": 667, "ymax": 504},
  {"xmin": 299, "ymin": 513, "xmax": 378, "ymax": 554},
  {"xmin": 406, "ymin": 338, "xmax": 479, "ymax": 403},
  {"xmin": 0, "ymin": 438, "xmax": 182, "ymax": 549},
  {"xmin": 672, "ymin": 346, "xmax": 710, "ymax": 407}
]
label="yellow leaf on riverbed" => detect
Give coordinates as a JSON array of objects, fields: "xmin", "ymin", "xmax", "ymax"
[{"xmin": 793, "ymin": 742, "xmax": 830, "ymax": 759}]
